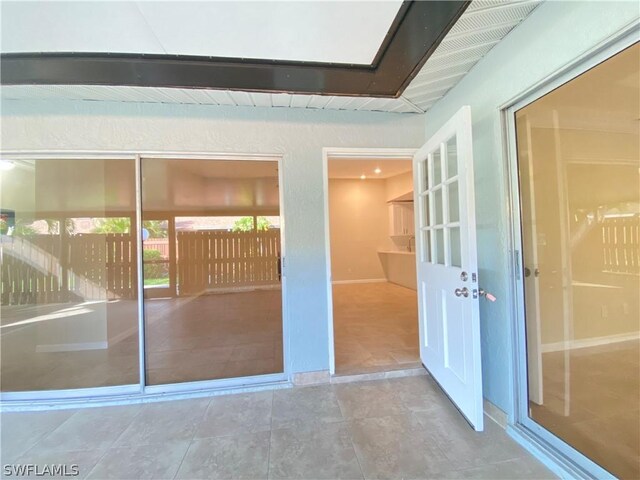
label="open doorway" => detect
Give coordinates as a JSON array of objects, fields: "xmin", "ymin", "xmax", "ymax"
[{"xmin": 324, "ymin": 150, "xmax": 420, "ymax": 376}]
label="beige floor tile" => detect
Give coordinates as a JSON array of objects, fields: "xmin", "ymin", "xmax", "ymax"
[
  {"xmin": 0, "ymin": 409, "xmax": 78, "ymax": 462},
  {"xmin": 334, "ymin": 379, "xmax": 409, "ymax": 420},
  {"xmin": 348, "ymin": 413, "xmax": 451, "ymax": 479},
  {"xmin": 30, "ymin": 405, "xmax": 141, "ymax": 453},
  {"xmin": 269, "ymin": 422, "xmax": 363, "ymax": 479},
  {"xmin": 272, "ymin": 384, "xmax": 343, "ymax": 430},
  {"xmin": 333, "ymin": 283, "xmax": 419, "ymax": 375},
  {"xmin": 9, "ymin": 449, "xmax": 106, "ymax": 480},
  {"xmin": 175, "ymin": 432, "xmax": 270, "ymax": 480},
  {"xmin": 113, "ymin": 398, "xmax": 209, "ymax": 447},
  {"xmin": 194, "ymin": 391, "xmax": 273, "ymax": 439},
  {"xmin": 85, "ymin": 440, "xmax": 190, "ymax": 480}
]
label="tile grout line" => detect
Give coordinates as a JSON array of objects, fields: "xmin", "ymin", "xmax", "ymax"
[{"xmin": 167, "ymin": 396, "xmax": 214, "ymax": 480}]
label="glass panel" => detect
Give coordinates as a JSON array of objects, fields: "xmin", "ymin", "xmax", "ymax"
[
  {"xmin": 449, "ymin": 227, "xmax": 461, "ymax": 267},
  {"xmin": 423, "ymin": 159, "xmax": 430, "ymax": 193},
  {"xmin": 431, "ymin": 148, "xmax": 442, "ymax": 188},
  {"xmin": 142, "ymin": 159, "xmax": 283, "ymax": 385},
  {"xmin": 434, "ymin": 188, "xmax": 443, "ymax": 225},
  {"xmin": 446, "ymin": 136, "xmax": 458, "ymax": 178},
  {"xmin": 421, "ymin": 194, "xmax": 430, "ymax": 228},
  {"xmin": 421, "ymin": 230, "xmax": 431, "ymax": 263},
  {"xmin": 516, "ymin": 43, "xmax": 639, "ymax": 479},
  {"xmin": 434, "ymin": 228, "xmax": 445, "ymax": 265},
  {"xmin": 448, "ymin": 181, "xmax": 460, "ymax": 223},
  {"xmin": 143, "ymin": 220, "xmax": 169, "ymax": 290},
  {"xmin": 0, "ymin": 159, "xmax": 139, "ymax": 391}
]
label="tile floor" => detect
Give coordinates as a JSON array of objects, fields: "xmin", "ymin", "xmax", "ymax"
[
  {"xmin": 1, "ymin": 375, "xmax": 555, "ymax": 479},
  {"xmin": 1, "ymin": 288, "xmax": 283, "ymax": 391},
  {"xmin": 333, "ymin": 282, "xmax": 420, "ymax": 375}
]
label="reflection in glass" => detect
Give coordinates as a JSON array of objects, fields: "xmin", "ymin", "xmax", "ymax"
[
  {"xmin": 0, "ymin": 159, "xmax": 139, "ymax": 391},
  {"xmin": 449, "ymin": 227, "xmax": 461, "ymax": 268},
  {"xmin": 431, "ymin": 149, "xmax": 442, "ymax": 188},
  {"xmin": 434, "ymin": 228, "xmax": 445, "ymax": 265},
  {"xmin": 517, "ymin": 43, "xmax": 639, "ymax": 479},
  {"xmin": 434, "ymin": 188, "xmax": 443, "ymax": 225},
  {"xmin": 448, "ymin": 181, "xmax": 460, "ymax": 224},
  {"xmin": 141, "ymin": 159, "xmax": 283, "ymax": 385},
  {"xmin": 446, "ymin": 136, "xmax": 458, "ymax": 179}
]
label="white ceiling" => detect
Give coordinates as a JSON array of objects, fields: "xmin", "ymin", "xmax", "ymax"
[
  {"xmin": 0, "ymin": 0, "xmax": 541, "ymax": 114},
  {"xmin": 1, "ymin": 1, "xmax": 402, "ymax": 64},
  {"xmin": 328, "ymin": 158, "xmax": 412, "ymax": 179}
]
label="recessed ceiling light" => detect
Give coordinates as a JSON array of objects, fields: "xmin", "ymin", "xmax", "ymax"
[
  {"xmin": 360, "ymin": 174, "xmax": 366, "ymax": 180},
  {"xmin": 374, "ymin": 168, "xmax": 382, "ymax": 174},
  {"xmin": 0, "ymin": 160, "xmax": 15, "ymax": 171}
]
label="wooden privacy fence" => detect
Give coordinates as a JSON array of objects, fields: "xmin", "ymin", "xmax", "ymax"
[
  {"xmin": 2, "ymin": 229, "xmax": 281, "ymax": 305},
  {"xmin": 602, "ymin": 216, "xmax": 640, "ymax": 275},
  {"xmin": 177, "ymin": 229, "xmax": 281, "ymax": 294},
  {"xmin": 1, "ymin": 233, "xmax": 136, "ymax": 306}
]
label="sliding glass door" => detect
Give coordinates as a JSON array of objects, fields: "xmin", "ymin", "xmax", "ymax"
[
  {"xmin": 514, "ymin": 43, "xmax": 639, "ymax": 478},
  {"xmin": 1, "ymin": 154, "xmax": 285, "ymax": 399},
  {"xmin": 141, "ymin": 158, "xmax": 284, "ymax": 385},
  {"xmin": 0, "ymin": 158, "xmax": 139, "ymax": 391}
]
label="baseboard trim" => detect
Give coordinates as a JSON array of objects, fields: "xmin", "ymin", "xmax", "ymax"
[
  {"xmin": 541, "ymin": 331, "xmax": 639, "ymax": 353},
  {"xmin": 36, "ymin": 341, "xmax": 108, "ymax": 353},
  {"xmin": 331, "ymin": 278, "xmax": 387, "ymax": 285}
]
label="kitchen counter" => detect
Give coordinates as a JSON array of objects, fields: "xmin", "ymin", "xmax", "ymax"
[{"xmin": 378, "ymin": 251, "xmax": 417, "ymax": 290}]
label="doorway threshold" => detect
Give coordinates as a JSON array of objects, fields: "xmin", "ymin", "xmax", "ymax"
[{"xmin": 331, "ymin": 365, "xmax": 426, "ymax": 384}]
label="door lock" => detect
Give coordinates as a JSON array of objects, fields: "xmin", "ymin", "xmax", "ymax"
[{"xmin": 454, "ymin": 287, "xmax": 469, "ymax": 298}]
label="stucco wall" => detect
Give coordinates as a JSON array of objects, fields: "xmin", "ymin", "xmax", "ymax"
[
  {"xmin": 423, "ymin": 1, "xmax": 639, "ymax": 414},
  {"xmin": 0, "ymin": 100, "xmax": 424, "ymax": 374}
]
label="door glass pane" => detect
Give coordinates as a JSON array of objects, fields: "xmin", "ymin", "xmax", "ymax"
[
  {"xmin": 422, "ymin": 159, "xmax": 429, "ymax": 193},
  {"xmin": 431, "ymin": 148, "xmax": 442, "ymax": 188},
  {"xmin": 448, "ymin": 181, "xmax": 460, "ymax": 223},
  {"xmin": 449, "ymin": 227, "xmax": 461, "ymax": 267},
  {"xmin": 434, "ymin": 188, "xmax": 443, "ymax": 225},
  {"xmin": 421, "ymin": 230, "xmax": 431, "ymax": 263},
  {"xmin": 142, "ymin": 158, "xmax": 283, "ymax": 385},
  {"xmin": 516, "ymin": 43, "xmax": 639, "ymax": 479},
  {"xmin": 0, "ymin": 159, "xmax": 139, "ymax": 391},
  {"xmin": 421, "ymin": 194, "xmax": 430, "ymax": 228},
  {"xmin": 434, "ymin": 228, "xmax": 445, "ymax": 265},
  {"xmin": 446, "ymin": 136, "xmax": 458, "ymax": 178}
]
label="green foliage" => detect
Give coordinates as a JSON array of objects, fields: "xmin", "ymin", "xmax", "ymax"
[
  {"xmin": 93, "ymin": 217, "xmax": 131, "ymax": 234},
  {"xmin": 142, "ymin": 220, "xmax": 168, "ymax": 238},
  {"xmin": 143, "ymin": 249, "xmax": 168, "ymax": 281},
  {"xmin": 231, "ymin": 216, "xmax": 272, "ymax": 232}
]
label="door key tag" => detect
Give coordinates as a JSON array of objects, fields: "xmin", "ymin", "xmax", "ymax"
[{"xmin": 477, "ymin": 289, "xmax": 497, "ymax": 302}]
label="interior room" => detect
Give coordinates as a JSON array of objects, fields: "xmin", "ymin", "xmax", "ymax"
[{"xmin": 328, "ymin": 157, "xmax": 420, "ymax": 375}]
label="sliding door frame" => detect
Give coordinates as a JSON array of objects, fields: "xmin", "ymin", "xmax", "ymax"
[
  {"xmin": 502, "ymin": 23, "xmax": 639, "ymax": 479},
  {"xmin": 0, "ymin": 150, "xmax": 290, "ymax": 408}
]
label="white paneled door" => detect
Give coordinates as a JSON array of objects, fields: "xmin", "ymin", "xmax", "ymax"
[{"xmin": 413, "ymin": 106, "xmax": 483, "ymax": 430}]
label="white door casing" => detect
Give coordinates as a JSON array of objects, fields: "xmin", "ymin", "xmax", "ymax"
[{"xmin": 413, "ymin": 105, "xmax": 484, "ymax": 430}]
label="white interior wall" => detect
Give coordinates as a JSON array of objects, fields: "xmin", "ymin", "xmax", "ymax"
[{"xmin": 328, "ymin": 178, "xmax": 392, "ymax": 282}]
